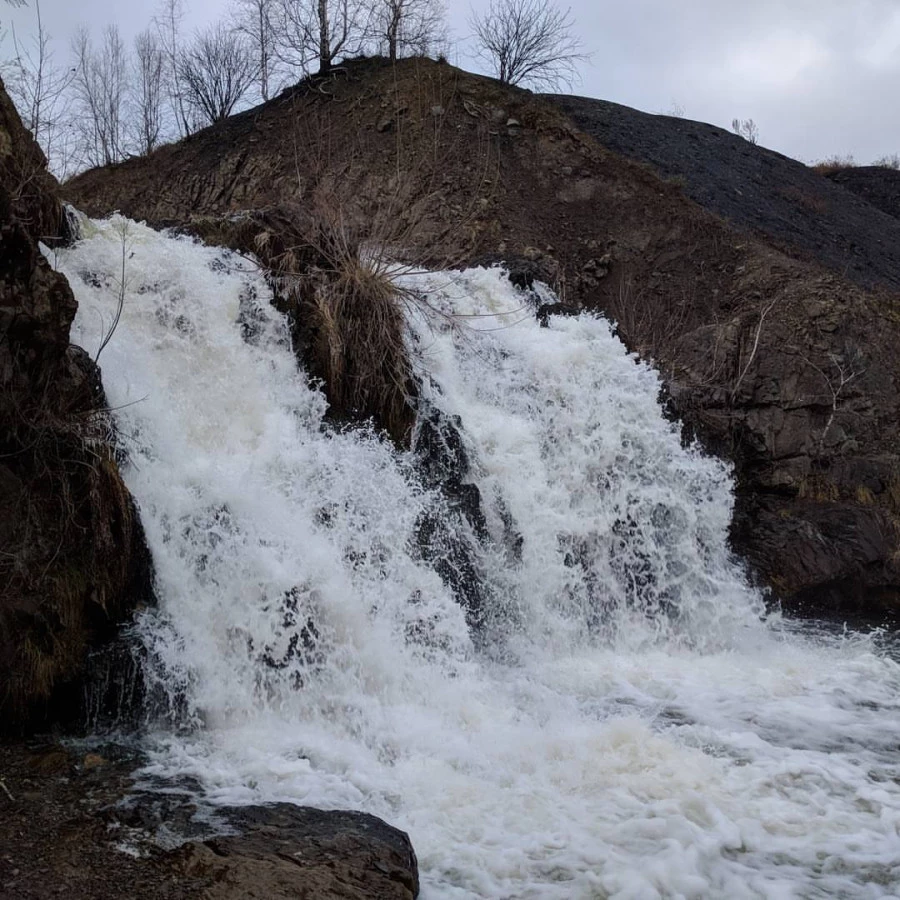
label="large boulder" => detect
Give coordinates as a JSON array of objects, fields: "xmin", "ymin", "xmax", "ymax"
[
  {"xmin": 0, "ymin": 76, "xmax": 149, "ymax": 730},
  {"xmin": 0, "ymin": 741, "xmax": 419, "ymax": 899},
  {"xmin": 171, "ymin": 804, "xmax": 419, "ymax": 900}
]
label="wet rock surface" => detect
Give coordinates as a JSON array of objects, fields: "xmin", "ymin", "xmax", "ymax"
[
  {"xmin": 0, "ymin": 740, "xmax": 419, "ymax": 900},
  {"xmin": 171, "ymin": 804, "xmax": 419, "ymax": 900},
  {"xmin": 0, "ymin": 77, "xmax": 150, "ymax": 730}
]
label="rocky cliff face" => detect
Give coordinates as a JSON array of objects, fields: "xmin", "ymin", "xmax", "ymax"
[
  {"xmin": 0, "ymin": 77, "xmax": 148, "ymax": 730},
  {"xmin": 63, "ymin": 58, "xmax": 900, "ymax": 614}
]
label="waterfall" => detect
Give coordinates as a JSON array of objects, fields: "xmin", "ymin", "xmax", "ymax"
[{"xmin": 62, "ymin": 217, "xmax": 900, "ymax": 899}]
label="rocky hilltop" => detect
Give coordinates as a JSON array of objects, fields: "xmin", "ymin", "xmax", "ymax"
[{"xmin": 64, "ymin": 57, "xmax": 900, "ymax": 613}]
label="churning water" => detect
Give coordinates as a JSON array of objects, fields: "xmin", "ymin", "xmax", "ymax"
[{"xmin": 61, "ymin": 217, "xmax": 900, "ymax": 898}]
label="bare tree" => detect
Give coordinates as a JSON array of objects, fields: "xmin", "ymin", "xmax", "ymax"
[
  {"xmin": 154, "ymin": 0, "xmax": 195, "ymax": 137},
  {"xmin": 230, "ymin": 0, "xmax": 281, "ymax": 101},
  {"xmin": 371, "ymin": 0, "xmax": 445, "ymax": 62},
  {"xmin": 4, "ymin": 0, "xmax": 74, "ymax": 174},
  {"xmin": 71, "ymin": 24, "xmax": 129, "ymax": 168},
  {"xmin": 132, "ymin": 28, "xmax": 164, "ymax": 154},
  {"xmin": 732, "ymin": 118, "xmax": 759, "ymax": 145},
  {"xmin": 470, "ymin": 0, "xmax": 586, "ymax": 89},
  {"xmin": 273, "ymin": 0, "xmax": 369, "ymax": 76},
  {"xmin": 178, "ymin": 24, "xmax": 254, "ymax": 126}
]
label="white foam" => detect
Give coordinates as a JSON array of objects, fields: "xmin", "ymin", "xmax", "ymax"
[{"xmin": 61, "ymin": 217, "xmax": 900, "ymax": 899}]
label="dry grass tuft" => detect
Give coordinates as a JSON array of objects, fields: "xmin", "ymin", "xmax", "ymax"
[{"xmin": 810, "ymin": 155, "xmax": 856, "ymax": 176}]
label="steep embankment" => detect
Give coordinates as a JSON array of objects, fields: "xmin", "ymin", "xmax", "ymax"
[
  {"xmin": 0, "ymin": 78, "xmax": 149, "ymax": 730},
  {"xmin": 64, "ymin": 58, "xmax": 900, "ymax": 613}
]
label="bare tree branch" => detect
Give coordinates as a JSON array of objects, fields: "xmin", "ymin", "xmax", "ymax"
[
  {"xmin": 132, "ymin": 29, "xmax": 164, "ymax": 154},
  {"xmin": 177, "ymin": 23, "xmax": 255, "ymax": 126},
  {"xmin": 272, "ymin": 0, "xmax": 369, "ymax": 76},
  {"xmin": 230, "ymin": 0, "xmax": 283, "ymax": 101},
  {"xmin": 732, "ymin": 118, "xmax": 759, "ymax": 145},
  {"xmin": 4, "ymin": 0, "xmax": 75, "ymax": 175},
  {"xmin": 71, "ymin": 24, "xmax": 129, "ymax": 168},
  {"xmin": 470, "ymin": 0, "xmax": 587, "ymax": 90},
  {"xmin": 371, "ymin": 0, "xmax": 445, "ymax": 63},
  {"xmin": 154, "ymin": 0, "xmax": 196, "ymax": 137}
]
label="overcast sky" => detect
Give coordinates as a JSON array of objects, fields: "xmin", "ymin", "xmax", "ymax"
[{"xmin": 3, "ymin": 0, "xmax": 899, "ymax": 164}]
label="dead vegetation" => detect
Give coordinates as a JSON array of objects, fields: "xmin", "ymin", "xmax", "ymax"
[{"xmin": 183, "ymin": 74, "xmax": 501, "ymax": 446}]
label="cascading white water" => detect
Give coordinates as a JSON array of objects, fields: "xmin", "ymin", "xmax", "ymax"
[{"xmin": 61, "ymin": 216, "xmax": 900, "ymax": 899}]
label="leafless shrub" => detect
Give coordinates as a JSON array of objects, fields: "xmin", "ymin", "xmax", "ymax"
[
  {"xmin": 810, "ymin": 154, "xmax": 855, "ymax": 175},
  {"xmin": 731, "ymin": 117, "xmax": 758, "ymax": 145},
  {"xmin": 178, "ymin": 23, "xmax": 255, "ymax": 126},
  {"xmin": 470, "ymin": 0, "xmax": 587, "ymax": 90},
  {"xmin": 800, "ymin": 351, "xmax": 863, "ymax": 456},
  {"xmin": 872, "ymin": 153, "xmax": 900, "ymax": 170},
  {"xmin": 606, "ymin": 274, "xmax": 692, "ymax": 366}
]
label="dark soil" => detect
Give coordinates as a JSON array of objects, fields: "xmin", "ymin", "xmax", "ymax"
[
  {"xmin": 826, "ymin": 165, "xmax": 900, "ymax": 221},
  {"xmin": 546, "ymin": 95, "xmax": 900, "ymax": 292}
]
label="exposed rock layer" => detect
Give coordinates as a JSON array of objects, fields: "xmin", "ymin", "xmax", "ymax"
[{"xmin": 64, "ymin": 58, "xmax": 900, "ymax": 612}]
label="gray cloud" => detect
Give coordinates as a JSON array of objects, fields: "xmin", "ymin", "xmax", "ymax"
[{"xmin": 3, "ymin": 0, "xmax": 899, "ymax": 163}]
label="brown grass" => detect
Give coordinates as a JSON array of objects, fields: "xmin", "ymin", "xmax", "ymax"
[{"xmin": 810, "ymin": 155, "xmax": 856, "ymax": 176}]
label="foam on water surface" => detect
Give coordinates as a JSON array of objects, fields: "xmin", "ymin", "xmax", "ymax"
[{"xmin": 61, "ymin": 217, "xmax": 900, "ymax": 899}]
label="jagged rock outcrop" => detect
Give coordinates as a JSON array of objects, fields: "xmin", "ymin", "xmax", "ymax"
[
  {"xmin": 0, "ymin": 77, "xmax": 149, "ymax": 730},
  {"xmin": 64, "ymin": 58, "xmax": 900, "ymax": 613}
]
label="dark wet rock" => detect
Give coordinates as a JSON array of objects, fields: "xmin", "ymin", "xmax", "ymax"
[
  {"xmin": 0, "ymin": 77, "xmax": 150, "ymax": 731},
  {"xmin": 413, "ymin": 402, "xmax": 491, "ymax": 629},
  {"xmin": 0, "ymin": 740, "xmax": 419, "ymax": 900},
  {"xmin": 171, "ymin": 804, "xmax": 419, "ymax": 900}
]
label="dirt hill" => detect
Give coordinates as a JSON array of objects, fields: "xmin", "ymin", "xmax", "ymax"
[
  {"xmin": 546, "ymin": 96, "xmax": 900, "ymax": 293},
  {"xmin": 825, "ymin": 165, "xmax": 900, "ymax": 222},
  {"xmin": 64, "ymin": 57, "xmax": 900, "ymax": 615}
]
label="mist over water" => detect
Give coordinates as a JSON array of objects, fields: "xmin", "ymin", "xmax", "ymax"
[{"xmin": 62, "ymin": 217, "xmax": 900, "ymax": 899}]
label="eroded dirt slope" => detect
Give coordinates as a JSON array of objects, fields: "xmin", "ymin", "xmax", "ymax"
[{"xmin": 64, "ymin": 58, "xmax": 900, "ymax": 612}]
